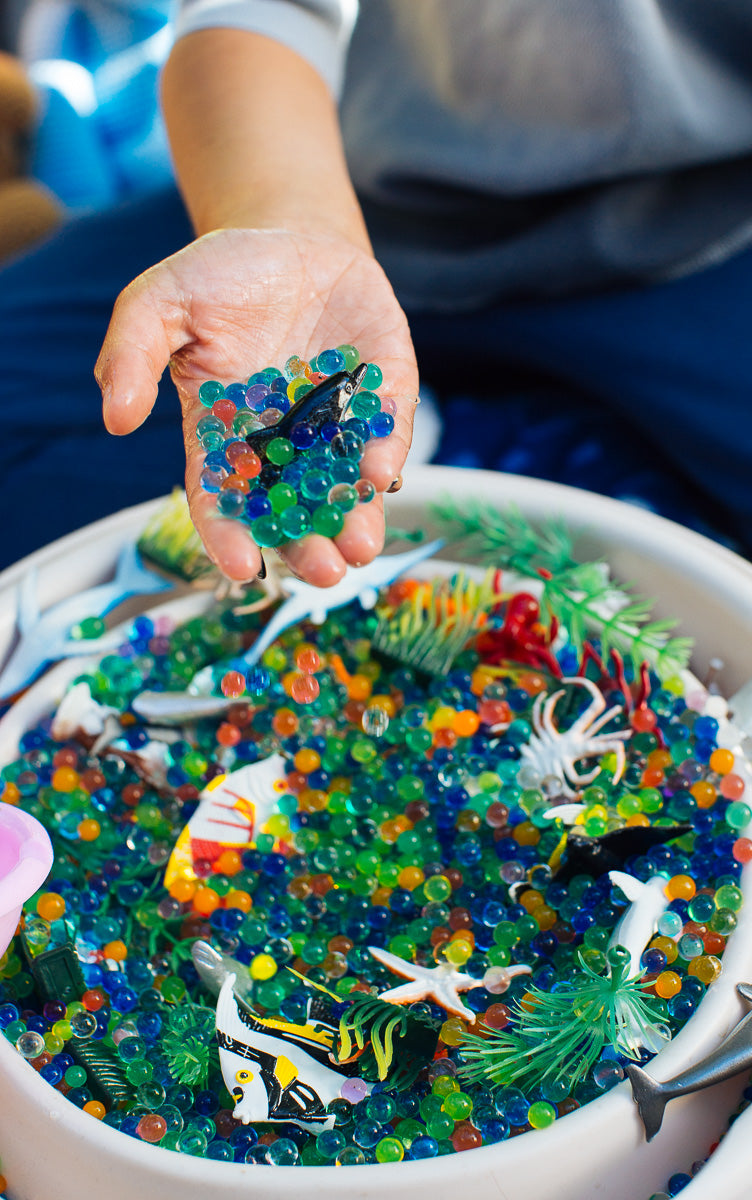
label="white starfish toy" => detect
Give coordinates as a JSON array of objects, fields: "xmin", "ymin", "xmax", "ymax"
[{"xmin": 369, "ymin": 946, "xmax": 531, "ymax": 1023}]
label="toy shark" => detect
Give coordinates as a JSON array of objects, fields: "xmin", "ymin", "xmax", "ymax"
[
  {"xmin": 236, "ymin": 538, "xmax": 445, "ymax": 672},
  {"xmin": 163, "ymin": 754, "xmax": 287, "ymax": 889},
  {"xmin": 547, "ymin": 822, "xmax": 692, "ymax": 884},
  {"xmin": 628, "ymin": 983, "xmax": 752, "ymax": 1140},
  {"xmin": 0, "ymin": 541, "xmax": 170, "ymax": 699},
  {"xmin": 131, "ymin": 691, "xmax": 246, "ymax": 725},
  {"xmin": 244, "ymin": 364, "xmax": 367, "ymax": 458},
  {"xmin": 215, "ymin": 973, "xmax": 369, "ymax": 1130}
]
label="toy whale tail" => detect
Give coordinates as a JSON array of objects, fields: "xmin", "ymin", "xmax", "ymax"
[{"xmin": 626, "ymin": 1063, "xmax": 667, "ymax": 1142}]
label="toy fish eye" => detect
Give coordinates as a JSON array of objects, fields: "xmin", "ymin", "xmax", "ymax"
[
  {"xmin": 273, "ymin": 779, "xmax": 286, "ymax": 793},
  {"xmin": 235, "ymin": 1069, "xmax": 254, "ymax": 1084}
]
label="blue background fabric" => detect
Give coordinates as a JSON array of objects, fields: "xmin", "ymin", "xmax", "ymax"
[{"xmin": 0, "ymin": 184, "xmax": 750, "ymax": 569}]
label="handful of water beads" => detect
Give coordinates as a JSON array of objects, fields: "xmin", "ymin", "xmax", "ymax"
[{"xmin": 197, "ymin": 346, "xmax": 394, "ymax": 548}]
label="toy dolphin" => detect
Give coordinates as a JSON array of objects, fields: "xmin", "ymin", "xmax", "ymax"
[
  {"xmin": 163, "ymin": 754, "xmax": 287, "ymax": 889},
  {"xmin": 0, "ymin": 541, "xmax": 170, "ymax": 699},
  {"xmin": 215, "ymin": 973, "xmax": 368, "ymax": 1130},
  {"xmin": 234, "ymin": 539, "xmax": 445, "ymax": 672},
  {"xmin": 608, "ymin": 870, "xmax": 673, "ymax": 981},
  {"xmin": 244, "ymin": 364, "xmax": 367, "ymax": 457},
  {"xmin": 628, "ymin": 983, "xmax": 752, "ymax": 1140}
]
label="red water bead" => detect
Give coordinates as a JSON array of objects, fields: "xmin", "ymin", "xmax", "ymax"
[
  {"xmin": 451, "ymin": 1123, "xmax": 483, "ymax": 1152},
  {"xmin": 221, "ymin": 671, "xmax": 246, "ymax": 699},
  {"xmin": 485, "ymin": 802, "xmax": 509, "ymax": 829},
  {"xmin": 285, "ymin": 770, "xmax": 308, "ymax": 794},
  {"xmin": 444, "ymin": 868, "xmax": 463, "ymax": 890},
  {"xmin": 137, "ymin": 1114, "xmax": 167, "ymax": 1143},
  {"xmin": 226, "ymin": 442, "xmax": 261, "ymax": 475},
  {"xmin": 720, "ymin": 773, "xmax": 746, "ymax": 801},
  {"xmin": 641, "ymin": 766, "xmax": 665, "ymax": 788},
  {"xmin": 553, "ymin": 921, "xmax": 577, "ymax": 943},
  {"xmin": 703, "ymin": 931, "xmax": 726, "ymax": 955},
  {"xmin": 176, "ymin": 783, "xmax": 200, "ymax": 803},
  {"xmin": 310, "ymin": 873, "xmax": 334, "ymax": 896},
  {"xmin": 733, "ymin": 837, "xmax": 752, "ymax": 864},
  {"xmin": 215, "ymin": 1109, "xmax": 241, "ymax": 1138},
  {"xmin": 632, "ymin": 708, "xmax": 657, "ymax": 732},
  {"xmin": 434, "ymin": 728, "xmax": 457, "ymax": 750},
  {"xmin": 216, "ymin": 722, "xmax": 242, "ymax": 747},
  {"xmin": 258, "ymin": 1132, "xmax": 278, "ymax": 1146},
  {"xmin": 483, "ymin": 1003, "xmax": 510, "ymax": 1030},
  {"xmin": 180, "ymin": 915, "xmax": 212, "ymax": 940},
  {"xmin": 122, "ymin": 783, "xmax": 146, "ymax": 808},
  {"xmin": 557, "ymin": 1099, "xmax": 580, "ymax": 1117},
  {"xmin": 212, "ymin": 398, "xmax": 237, "ymax": 426},
  {"xmin": 478, "ymin": 698, "xmax": 511, "ymax": 727},
  {"xmin": 80, "ymin": 767, "xmax": 106, "ymax": 792},
  {"xmin": 448, "ymin": 907, "xmax": 473, "ymax": 931},
  {"xmin": 430, "ymin": 926, "xmax": 451, "ymax": 947},
  {"xmin": 344, "ymin": 699, "xmax": 366, "ymax": 724},
  {"xmin": 405, "ymin": 800, "xmax": 430, "ymax": 823},
  {"xmin": 227, "ymin": 702, "xmax": 254, "ymax": 727},
  {"xmin": 296, "ymin": 646, "xmax": 321, "ymax": 674},
  {"xmin": 290, "ymin": 673, "xmax": 320, "ymax": 704},
  {"xmin": 82, "ymin": 988, "xmax": 107, "ymax": 1012},
  {"xmin": 328, "ymin": 935, "xmax": 354, "ymax": 954},
  {"xmin": 52, "ymin": 747, "xmax": 78, "ymax": 768}
]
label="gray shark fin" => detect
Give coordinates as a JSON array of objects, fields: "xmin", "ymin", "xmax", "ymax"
[
  {"xmin": 626, "ymin": 1063, "xmax": 667, "ymax": 1142},
  {"xmin": 737, "ymin": 982, "xmax": 752, "ymax": 1005}
]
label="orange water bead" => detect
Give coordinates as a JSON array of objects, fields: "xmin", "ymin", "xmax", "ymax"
[
  {"xmin": 703, "ymin": 931, "xmax": 726, "ymax": 956},
  {"xmin": 433, "ymin": 728, "xmax": 458, "ymax": 750},
  {"xmin": 285, "ymin": 770, "xmax": 308, "ymax": 794},
  {"xmin": 347, "ymin": 674, "xmax": 372, "ymax": 702},
  {"xmin": 430, "ymin": 927, "xmax": 451, "ymax": 948},
  {"xmin": 688, "ymin": 954, "xmax": 723, "ymax": 985},
  {"xmin": 122, "ymin": 782, "xmax": 145, "ymax": 808},
  {"xmin": 83, "ymin": 1101, "xmax": 107, "ymax": 1120},
  {"xmin": 220, "ymin": 671, "xmax": 246, "ymax": 699},
  {"xmin": 103, "ymin": 940, "xmax": 128, "ymax": 961},
  {"xmin": 294, "ymin": 748, "xmax": 321, "ymax": 774},
  {"xmin": 328, "ymin": 935, "xmax": 353, "ymax": 954},
  {"xmin": 310, "ymin": 873, "xmax": 334, "ymax": 896},
  {"xmin": 51, "ymin": 766, "xmax": 79, "ymax": 793},
  {"xmin": 477, "ymin": 698, "xmax": 511, "ymax": 728},
  {"xmin": 295, "ymin": 645, "xmax": 321, "ymax": 674},
  {"xmin": 519, "ymin": 673, "xmax": 548, "ymax": 696},
  {"xmin": 224, "ymin": 889, "xmax": 252, "ymax": 912},
  {"xmin": 513, "ymin": 821, "xmax": 540, "ymax": 847},
  {"xmin": 647, "ymin": 749, "xmax": 673, "ymax": 771},
  {"xmin": 453, "ymin": 709, "xmax": 480, "ymax": 738},
  {"xmin": 451, "ymin": 1123, "xmax": 483, "ymax": 1152},
  {"xmin": 720, "ymin": 773, "xmax": 746, "ymax": 801},
  {"xmin": 220, "ymin": 473, "xmax": 250, "ymax": 493},
  {"xmin": 82, "ymin": 988, "xmax": 107, "ymax": 1012},
  {"xmin": 214, "ymin": 849, "xmax": 243, "ymax": 876},
  {"xmin": 641, "ymin": 766, "xmax": 665, "ymax": 788},
  {"xmin": 369, "ymin": 693, "xmax": 397, "ymax": 718},
  {"xmin": 519, "ymin": 889, "xmax": 545, "ymax": 913},
  {"xmin": 626, "ymin": 813, "xmax": 650, "ymax": 827},
  {"xmin": 534, "ymin": 905, "xmax": 558, "ymax": 931},
  {"xmin": 290, "ymin": 674, "xmax": 320, "ymax": 704},
  {"xmin": 272, "ymin": 708, "xmax": 299, "ymax": 737},
  {"xmin": 709, "ymin": 748, "xmax": 735, "ymax": 775},
  {"xmin": 169, "ymin": 877, "xmax": 197, "ymax": 903},
  {"xmin": 216, "ymin": 722, "xmax": 242, "ymax": 747},
  {"xmin": 77, "ymin": 819, "xmax": 101, "ymax": 842},
  {"xmin": 654, "ymin": 971, "xmax": 682, "ymax": 999},
  {"xmin": 371, "ymin": 886, "xmax": 393, "ymax": 907},
  {"xmin": 344, "ymin": 699, "xmax": 367, "ymax": 725},
  {"xmin": 380, "ymin": 816, "xmax": 411, "ymax": 844},
  {"xmin": 471, "ymin": 668, "xmax": 496, "ymax": 696},
  {"xmin": 299, "ymin": 788, "xmax": 328, "ymax": 813},
  {"xmin": 387, "ymin": 578, "xmax": 420, "ymax": 606},
  {"xmin": 666, "ymin": 874, "xmax": 696, "ymax": 901},
  {"xmin": 398, "ymin": 866, "xmax": 425, "ymax": 890},
  {"xmin": 192, "ymin": 887, "xmax": 220, "ymax": 915},
  {"xmin": 691, "ymin": 780, "xmax": 717, "ymax": 809},
  {"xmin": 1, "ymin": 781, "xmax": 20, "ymax": 804},
  {"xmin": 483, "ymin": 1002, "xmax": 511, "ymax": 1029},
  {"xmin": 37, "ymin": 892, "xmax": 65, "ymax": 922},
  {"xmin": 80, "ymin": 767, "xmax": 106, "ymax": 792}
]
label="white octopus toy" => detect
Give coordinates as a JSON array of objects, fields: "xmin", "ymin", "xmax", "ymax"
[{"xmin": 518, "ymin": 676, "xmax": 632, "ymax": 797}]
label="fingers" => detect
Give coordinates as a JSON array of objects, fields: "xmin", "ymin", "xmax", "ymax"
[
  {"xmin": 358, "ymin": 381, "xmax": 417, "ymax": 493},
  {"xmin": 95, "ymin": 264, "xmax": 190, "ymax": 436}
]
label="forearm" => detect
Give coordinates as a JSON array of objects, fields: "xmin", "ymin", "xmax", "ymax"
[{"xmin": 161, "ymin": 28, "xmax": 370, "ymax": 250}]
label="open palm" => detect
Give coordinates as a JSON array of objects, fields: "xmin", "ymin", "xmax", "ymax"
[{"xmin": 95, "ymin": 228, "xmax": 418, "ymax": 584}]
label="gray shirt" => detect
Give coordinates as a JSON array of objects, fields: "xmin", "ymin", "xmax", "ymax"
[{"xmin": 177, "ymin": 0, "xmax": 752, "ymax": 310}]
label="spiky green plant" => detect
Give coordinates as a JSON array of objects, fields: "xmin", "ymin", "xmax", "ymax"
[
  {"xmin": 373, "ymin": 569, "xmax": 502, "ymax": 676},
  {"xmin": 459, "ymin": 946, "xmax": 669, "ymax": 1092},
  {"xmin": 160, "ymin": 1002, "xmax": 218, "ymax": 1088},
  {"xmin": 335, "ymin": 992, "xmax": 439, "ymax": 1089},
  {"xmin": 138, "ymin": 488, "xmax": 215, "ymax": 582},
  {"xmin": 431, "ymin": 499, "xmax": 693, "ymax": 680}
]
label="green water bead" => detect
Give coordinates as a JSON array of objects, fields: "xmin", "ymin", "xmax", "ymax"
[
  {"xmin": 301, "ymin": 468, "xmax": 331, "ymax": 502},
  {"xmin": 426, "ymin": 1112, "xmax": 455, "ymax": 1140},
  {"xmin": 251, "ymin": 515, "xmax": 282, "ymax": 547},
  {"xmin": 361, "ymin": 363, "xmax": 383, "ymax": 390},
  {"xmin": 726, "ymin": 802, "xmax": 752, "ymax": 831},
  {"xmin": 181, "ymin": 751, "xmax": 208, "ymax": 778},
  {"xmin": 65, "ymin": 1065, "xmax": 87, "ymax": 1087},
  {"xmin": 350, "ymin": 389, "xmax": 381, "ymax": 420},
  {"xmin": 423, "ymin": 875, "xmax": 452, "ymax": 903},
  {"xmin": 126, "ymin": 1060, "xmax": 153, "ymax": 1086},
  {"xmin": 328, "ymin": 483, "xmax": 359, "ymax": 512},
  {"xmin": 432, "ymin": 1075, "xmax": 459, "ymax": 1098},
  {"xmin": 528, "ymin": 1100, "xmax": 557, "ymax": 1129},
  {"xmin": 442, "ymin": 1091, "xmax": 473, "ymax": 1120},
  {"xmin": 715, "ymin": 883, "xmax": 743, "ymax": 912},
  {"xmin": 71, "ymin": 616, "xmax": 106, "ymax": 640},
  {"xmin": 312, "ymin": 504, "xmax": 345, "ymax": 538},
  {"xmin": 233, "ymin": 411, "xmax": 262, "ymax": 436},
  {"xmin": 396, "ymin": 775, "xmax": 424, "ymax": 802},
  {"xmin": 266, "ymin": 437, "xmax": 295, "ymax": 466},
  {"xmin": 710, "ymin": 908, "xmax": 737, "ymax": 935},
  {"xmin": 336, "ymin": 343, "xmax": 361, "ymax": 371},
  {"xmin": 268, "ymin": 482, "xmax": 297, "ymax": 513},
  {"xmin": 687, "ymin": 894, "xmax": 715, "ymax": 923},
  {"xmin": 198, "ymin": 380, "xmax": 225, "ymax": 407},
  {"xmin": 280, "ymin": 506, "xmax": 311, "ymax": 540},
  {"xmin": 375, "ymin": 1137, "xmax": 404, "ymax": 1163},
  {"xmin": 493, "ymin": 921, "xmax": 518, "ymax": 947},
  {"xmin": 639, "ymin": 788, "xmax": 664, "ymax": 814}
]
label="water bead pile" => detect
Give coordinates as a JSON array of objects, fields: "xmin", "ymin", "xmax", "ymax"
[
  {"xmin": 0, "ymin": 570, "xmax": 749, "ymax": 1169},
  {"xmin": 198, "ymin": 347, "xmax": 393, "ymax": 547}
]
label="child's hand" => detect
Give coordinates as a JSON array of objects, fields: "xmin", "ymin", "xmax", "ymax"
[{"xmin": 95, "ymin": 227, "xmax": 418, "ymax": 585}]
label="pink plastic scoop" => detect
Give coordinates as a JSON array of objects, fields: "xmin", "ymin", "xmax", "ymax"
[{"xmin": 0, "ymin": 806, "xmax": 53, "ymax": 959}]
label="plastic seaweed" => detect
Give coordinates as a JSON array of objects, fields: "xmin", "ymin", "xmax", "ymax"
[
  {"xmin": 137, "ymin": 489, "xmax": 216, "ymax": 583},
  {"xmin": 160, "ymin": 1001, "xmax": 218, "ymax": 1088},
  {"xmin": 458, "ymin": 946, "xmax": 668, "ymax": 1092},
  {"xmin": 334, "ymin": 991, "xmax": 439, "ymax": 1088}
]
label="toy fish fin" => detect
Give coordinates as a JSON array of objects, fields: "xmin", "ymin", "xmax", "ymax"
[
  {"xmin": 163, "ymin": 826, "xmax": 195, "ymax": 891},
  {"xmin": 608, "ymin": 870, "xmax": 649, "ymax": 904},
  {"xmin": 737, "ymin": 983, "xmax": 752, "ymax": 1005},
  {"xmin": 216, "ymin": 974, "xmax": 251, "ymax": 1043},
  {"xmin": 17, "ymin": 568, "xmax": 41, "ymax": 635},
  {"xmin": 241, "ymin": 596, "xmax": 301, "ymax": 668},
  {"xmin": 626, "ymin": 1063, "xmax": 668, "ymax": 1142},
  {"xmin": 109, "ymin": 542, "xmax": 171, "ymax": 608}
]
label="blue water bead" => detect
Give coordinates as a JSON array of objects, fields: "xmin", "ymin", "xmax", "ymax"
[
  {"xmin": 353, "ymin": 1119, "xmax": 384, "ymax": 1149},
  {"xmin": 40, "ymin": 1061, "xmax": 64, "ymax": 1085},
  {"xmin": 331, "ymin": 429, "xmax": 364, "ymax": 459},
  {"xmin": 496, "ymin": 1089, "xmax": 529, "ymax": 1125},
  {"xmin": 223, "ymin": 382, "xmax": 247, "ymax": 406},
  {"xmin": 319, "ymin": 420, "xmax": 341, "ymax": 442},
  {"xmin": 204, "ymin": 449, "xmax": 229, "ymax": 471},
  {"xmin": 693, "ymin": 715, "xmax": 719, "ymax": 743},
  {"xmin": 200, "ymin": 467, "xmax": 225, "ymax": 494},
  {"xmin": 197, "ymin": 415, "xmax": 225, "ymax": 438},
  {"xmin": 667, "ymin": 1174, "xmax": 693, "ymax": 1195},
  {"xmin": 342, "ymin": 417, "xmax": 371, "ymax": 443},
  {"xmin": 409, "ymin": 1135, "xmax": 439, "ymax": 1159},
  {"xmin": 329, "ymin": 458, "xmax": 359, "ymax": 485},
  {"xmin": 316, "ymin": 348, "xmax": 346, "ymax": 375},
  {"xmin": 217, "ymin": 490, "xmax": 246, "ymax": 518},
  {"xmin": 641, "ymin": 948, "xmax": 667, "ymax": 973},
  {"xmin": 290, "ymin": 421, "xmax": 317, "ymax": 449},
  {"xmin": 370, "ymin": 412, "xmax": 394, "ymax": 438}
]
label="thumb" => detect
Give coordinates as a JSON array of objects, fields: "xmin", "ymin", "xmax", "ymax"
[{"xmin": 95, "ymin": 265, "xmax": 191, "ymax": 435}]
